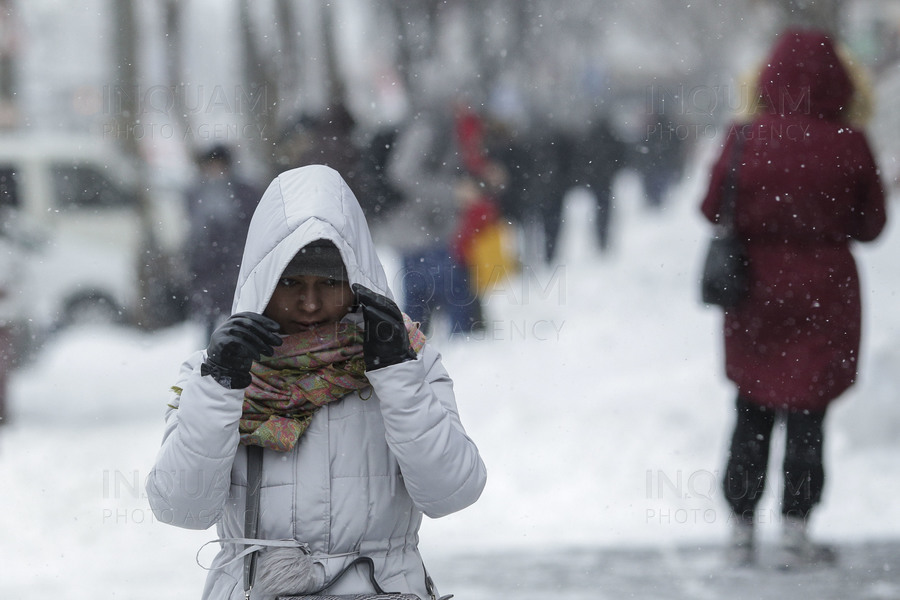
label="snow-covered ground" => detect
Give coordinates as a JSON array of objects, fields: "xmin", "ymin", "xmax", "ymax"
[{"xmin": 2, "ymin": 147, "xmax": 899, "ymax": 599}]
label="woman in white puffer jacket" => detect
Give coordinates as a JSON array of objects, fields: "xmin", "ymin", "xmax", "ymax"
[{"xmin": 147, "ymin": 165, "xmax": 487, "ymax": 599}]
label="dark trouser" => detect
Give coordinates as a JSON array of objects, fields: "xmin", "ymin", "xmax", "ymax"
[
  {"xmin": 538, "ymin": 185, "xmax": 613, "ymax": 261},
  {"xmin": 401, "ymin": 245, "xmax": 481, "ymax": 335},
  {"xmin": 536, "ymin": 181, "xmax": 565, "ymax": 263},
  {"xmin": 723, "ymin": 396, "xmax": 826, "ymax": 520}
]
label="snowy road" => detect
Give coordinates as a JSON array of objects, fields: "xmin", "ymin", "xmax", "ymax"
[{"xmin": 426, "ymin": 542, "xmax": 900, "ymax": 599}]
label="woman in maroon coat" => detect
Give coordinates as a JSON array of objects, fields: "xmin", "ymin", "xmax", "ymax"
[{"xmin": 701, "ymin": 28, "xmax": 887, "ymax": 567}]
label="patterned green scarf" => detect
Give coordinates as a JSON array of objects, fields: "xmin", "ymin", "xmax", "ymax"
[{"xmin": 239, "ymin": 316, "xmax": 425, "ymax": 451}]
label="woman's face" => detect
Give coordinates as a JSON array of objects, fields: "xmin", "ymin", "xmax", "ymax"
[{"xmin": 264, "ymin": 274, "xmax": 354, "ymax": 335}]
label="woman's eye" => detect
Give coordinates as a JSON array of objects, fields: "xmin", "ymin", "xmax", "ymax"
[
  {"xmin": 323, "ymin": 278, "xmax": 338, "ymax": 287},
  {"xmin": 278, "ymin": 278, "xmax": 296, "ymax": 287}
]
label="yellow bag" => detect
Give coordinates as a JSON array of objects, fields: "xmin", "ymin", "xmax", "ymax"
[{"xmin": 467, "ymin": 221, "xmax": 518, "ymax": 294}]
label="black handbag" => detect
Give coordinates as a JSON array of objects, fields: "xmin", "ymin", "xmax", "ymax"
[
  {"xmin": 242, "ymin": 445, "xmax": 437, "ymax": 600},
  {"xmin": 701, "ymin": 136, "xmax": 748, "ymax": 308}
]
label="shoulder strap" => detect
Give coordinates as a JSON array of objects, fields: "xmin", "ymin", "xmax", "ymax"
[
  {"xmin": 720, "ymin": 129, "xmax": 746, "ymax": 230},
  {"xmin": 305, "ymin": 556, "xmax": 387, "ymax": 595},
  {"xmin": 243, "ymin": 444, "xmax": 264, "ymax": 600}
]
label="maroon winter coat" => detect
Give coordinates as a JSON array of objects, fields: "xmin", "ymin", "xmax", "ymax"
[{"xmin": 701, "ymin": 29, "xmax": 887, "ymax": 412}]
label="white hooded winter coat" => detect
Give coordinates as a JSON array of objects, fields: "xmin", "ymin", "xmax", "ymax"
[{"xmin": 146, "ymin": 165, "xmax": 487, "ymax": 599}]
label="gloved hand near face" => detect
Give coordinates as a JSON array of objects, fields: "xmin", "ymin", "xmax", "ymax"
[
  {"xmin": 353, "ymin": 284, "xmax": 417, "ymax": 371},
  {"xmin": 202, "ymin": 312, "xmax": 283, "ymax": 389}
]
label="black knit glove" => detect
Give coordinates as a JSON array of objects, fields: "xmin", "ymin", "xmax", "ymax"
[
  {"xmin": 352, "ymin": 284, "xmax": 416, "ymax": 371},
  {"xmin": 201, "ymin": 312, "xmax": 283, "ymax": 389}
]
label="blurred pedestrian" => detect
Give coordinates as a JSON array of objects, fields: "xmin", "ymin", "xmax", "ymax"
[
  {"xmin": 479, "ymin": 109, "xmax": 533, "ymax": 231},
  {"xmin": 701, "ymin": 28, "xmax": 887, "ymax": 568},
  {"xmin": 353, "ymin": 126, "xmax": 407, "ymax": 224},
  {"xmin": 634, "ymin": 100, "xmax": 687, "ymax": 209},
  {"xmin": 528, "ymin": 116, "xmax": 626, "ymax": 263},
  {"xmin": 275, "ymin": 104, "xmax": 404, "ymax": 226},
  {"xmin": 569, "ymin": 117, "xmax": 628, "ymax": 252},
  {"xmin": 147, "ymin": 164, "xmax": 485, "ymax": 598},
  {"xmin": 274, "ymin": 103, "xmax": 360, "ymax": 187},
  {"xmin": 377, "ymin": 102, "xmax": 484, "ymax": 335},
  {"xmin": 524, "ymin": 124, "xmax": 569, "ymax": 263},
  {"xmin": 453, "ymin": 105, "xmax": 519, "ymax": 296},
  {"xmin": 185, "ymin": 144, "xmax": 260, "ymax": 340}
]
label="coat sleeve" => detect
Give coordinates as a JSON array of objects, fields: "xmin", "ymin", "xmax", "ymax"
[
  {"xmin": 366, "ymin": 344, "xmax": 487, "ymax": 519},
  {"xmin": 700, "ymin": 129, "xmax": 742, "ymax": 224},
  {"xmin": 849, "ymin": 133, "xmax": 887, "ymax": 242},
  {"xmin": 145, "ymin": 351, "xmax": 243, "ymax": 530}
]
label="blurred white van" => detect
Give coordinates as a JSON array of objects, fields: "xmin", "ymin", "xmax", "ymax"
[{"xmin": 0, "ymin": 133, "xmax": 188, "ymax": 357}]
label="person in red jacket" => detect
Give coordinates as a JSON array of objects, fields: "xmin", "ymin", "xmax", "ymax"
[{"xmin": 701, "ymin": 28, "xmax": 887, "ymax": 568}]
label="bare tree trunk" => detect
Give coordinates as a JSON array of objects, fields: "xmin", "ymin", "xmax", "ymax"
[
  {"xmin": 111, "ymin": 0, "xmax": 161, "ymax": 328},
  {"xmin": 320, "ymin": 1, "xmax": 346, "ymax": 109},
  {"xmin": 389, "ymin": 0, "xmax": 441, "ymax": 101},
  {"xmin": 239, "ymin": 0, "xmax": 279, "ymax": 175},
  {"xmin": 112, "ymin": 0, "xmax": 141, "ymax": 162},
  {"xmin": 0, "ymin": 0, "xmax": 18, "ymax": 127},
  {"xmin": 275, "ymin": 0, "xmax": 300, "ymax": 109},
  {"xmin": 162, "ymin": 0, "xmax": 191, "ymax": 149}
]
